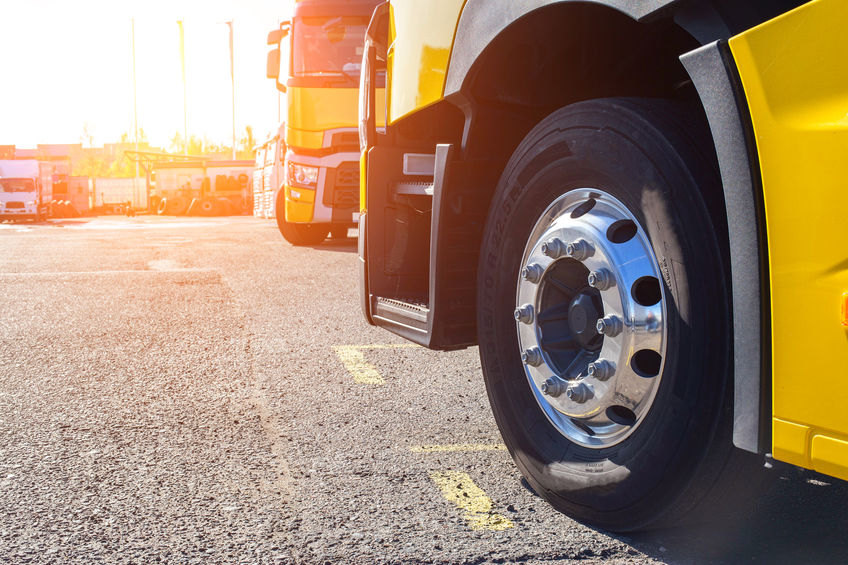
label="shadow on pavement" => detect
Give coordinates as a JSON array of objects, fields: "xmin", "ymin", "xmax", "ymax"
[
  {"xmin": 625, "ymin": 470, "xmax": 848, "ymax": 564},
  {"xmin": 310, "ymin": 236, "xmax": 358, "ymax": 254}
]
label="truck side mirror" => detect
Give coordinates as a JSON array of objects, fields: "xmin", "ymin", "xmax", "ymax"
[
  {"xmin": 267, "ymin": 49, "xmax": 281, "ymax": 79},
  {"xmin": 267, "ymin": 24, "xmax": 289, "ymax": 46}
]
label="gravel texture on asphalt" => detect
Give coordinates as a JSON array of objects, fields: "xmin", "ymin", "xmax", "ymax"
[{"xmin": 1, "ymin": 216, "xmax": 847, "ymax": 564}]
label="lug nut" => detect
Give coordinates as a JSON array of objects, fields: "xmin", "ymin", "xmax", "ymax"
[
  {"xmin": 521, "ymin": 264, "xmax": 544, "ymax": 284},
  {"xmin": 541, "ymin": 238, "xmax": 566, "ymax": 259},
  {"xmin": 540, "ymin": 376, "xmax": 567, "ymax": 397},
  {"xmin": 596, "ymin": 315, "xmax": 623, "ymax": 337},
  {"xmin": 521, "ymin": 347, "xmax": 543, "ymax": 367},
  {"xmin": 566, "ymin": 382, "xmax": 594, "ymax": 404},
  {"xmin": 565, "ymin": 239, "xmax": 594, "ymax": 261},
  {"xmin": 587, "ymin": 269, "xmax": 614, "ymax": 291},
  {"xmin": 514, "ymin": 304, "xmax": 534, "ymax": 324},
  {"xmin": 587, "ymin": 359, "xmax": 615, "ymax": 380}
]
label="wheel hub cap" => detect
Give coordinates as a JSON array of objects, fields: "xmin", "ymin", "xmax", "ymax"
[{"xmin": 515, "ymin": 189, "xmax": 667, "ymax": 448}]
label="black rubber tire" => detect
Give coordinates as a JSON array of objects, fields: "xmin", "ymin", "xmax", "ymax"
[
  {"xmin": 330, "ymin": 226, "xmax": 348, "ymax": 239},
  {"xmin": 477, "ymin": 97, "xmax": 763, "ymax": 532},
  {"xmin": 279, "ymin": 221, "xmax": 328, "ymax": 246},
  {"xmin": 197, "ymin": 197, "xmax": 219, "ymax": 217},
  {"xmin": 216, "ymin": 197, "xmax": 236, "ymax": 216},
  {"xmin": 157, "ymin": 198, "xmax": 168, "ymax": 215},
  {"xmin": 166, "ymin": 196, "xmax": 189, "ymax": 216}
]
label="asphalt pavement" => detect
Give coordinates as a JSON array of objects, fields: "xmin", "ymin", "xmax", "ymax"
[{"xmin": 1, "ymin": 215, "xmax": 847, "ymax": 564}]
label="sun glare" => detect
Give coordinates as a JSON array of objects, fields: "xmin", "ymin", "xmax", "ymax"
[{"xmin": 1, "ymin": 0, "xmax": 291, "ymax": 150}]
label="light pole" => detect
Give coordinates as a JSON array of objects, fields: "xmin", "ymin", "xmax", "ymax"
[
  {"xmin": 131, "ymin": 18, "xmax": 139, "ymax": 207},
  {"xmin": 178, "ymin": 20, "xmax": 188, "ymax": 155},
  {"xmin": 226, "ymin": 21, "xmax": 236, "ymax": 160}
]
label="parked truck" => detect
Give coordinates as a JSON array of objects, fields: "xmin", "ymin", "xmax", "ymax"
[
  {"xmin": 358, "ymin": 0, "xmax": 848, "ymax": 531},
  {"xmin": 252, "ymin": 123, "xmax": 285, "ymax": 221},
  {"xmin": 0, "ymin": 160, "xmax": 53, "ymax": 221},
  {"xmin": 266, "ymin": 0, "xmax": 385, "ymax": 244}
]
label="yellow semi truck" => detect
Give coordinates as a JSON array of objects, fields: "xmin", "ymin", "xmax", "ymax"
[
  {"xmin": 359, "ymin": 0, "xmax": 848, "ymax": 530},
  {"xmin": 266, "ymin": 0, "xmax": 385, "ymax": 245}
]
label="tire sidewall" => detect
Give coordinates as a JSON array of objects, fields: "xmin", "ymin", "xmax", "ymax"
[{"xmin": 478, "ymin": 99, "xmax": 730, "ymax": 528}]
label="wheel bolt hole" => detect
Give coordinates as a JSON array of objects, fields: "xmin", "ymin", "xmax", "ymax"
[
  {"xmin": 570, "ymin": 198, "xmax": 596, "ymax": 219},
  {"xmin": 631, "ymin": 349, "xmax": 662, "ymax": 378},
  {"xmin": 631, "ymin": 276, "xmax": 662, "ymax": 307},
  {"xmin": 570, "ymin": 418, "xmax": 596, "ymax": 436},
  {"xmin": 606, "ymin": 405, "xmax": 637, "ymax": 426},
  {"xmin": 606, "ymin": 219, "xmax": 637, "ymax": 244}
]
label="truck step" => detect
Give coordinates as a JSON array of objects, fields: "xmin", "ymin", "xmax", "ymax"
[{"xmin": 373, "ymin": 296, "xmax": 430, "ymax": 331}]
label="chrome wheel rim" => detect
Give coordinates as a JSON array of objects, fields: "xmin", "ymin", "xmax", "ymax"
[{"xmin": 515, "ymin": 188, "xmax": 667, "ymax": 448}]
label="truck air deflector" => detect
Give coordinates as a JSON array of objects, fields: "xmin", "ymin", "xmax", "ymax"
[{"xmin": 680, "ymin": 40, "xmax": 770, "ymax": 455}]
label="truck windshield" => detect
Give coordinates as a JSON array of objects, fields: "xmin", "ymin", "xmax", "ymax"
[
  {"xmin": 0, "ymin": 179, "xmax": 34, "ymax": 193},
  {"xmin": 292, "ymin": 16, "xmax": 369, "ymax": 82}
]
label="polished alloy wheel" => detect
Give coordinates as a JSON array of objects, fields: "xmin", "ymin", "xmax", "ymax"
[{"xmin": 515, "ymin": 188, "xmax": 667, "ymax": 448}]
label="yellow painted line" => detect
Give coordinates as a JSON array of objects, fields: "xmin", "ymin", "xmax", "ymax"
[
  {"xmin": 429, "ymin": 470, "xmax": 514, "ymax": 531},
  {"xmin": 410, "ymin": 443, "xmax": 507, "ymax": 454},
  {"xmin": 332, "ymin": 344, "xmax": 418, "ymax": 384}
]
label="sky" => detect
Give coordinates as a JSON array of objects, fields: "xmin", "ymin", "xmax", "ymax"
[{"xmin": 0, "ymin": 0, "xmax": 293, "ymax": 150}]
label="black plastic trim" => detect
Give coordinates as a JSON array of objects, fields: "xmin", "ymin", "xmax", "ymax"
[
  {"xmin": 680, "ymin": 41, "xmax": 770, "ymax": 454},
  {"xmin": 427, "ymin": 144, "xmax": 477, "ymax": 350},
  {"xmin": 444, "ymin": 0, "xmax": 680, "ymax": 97},
  {"xmin": 358, "ymin": 212, "xmax": 375, "ymax": 325}
]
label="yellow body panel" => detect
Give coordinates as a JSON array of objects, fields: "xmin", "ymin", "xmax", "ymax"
[
  {"xmin": 730, "ymin": 0, "xmax": 848, "ymax": 478},
  {"xmin": 386, "ymin": 0, "xmax": 465, "ymax": 124},
  {"xmin": 285, "ymin": 186, "xmax": 315, "ymax": 223},
  {"xmin": 287, "ymin": 86, "xmax": 360, "ymax": 149},
  {"xmin": 287, "ymin": 86, "xmax": 386, "ymax": 150}
]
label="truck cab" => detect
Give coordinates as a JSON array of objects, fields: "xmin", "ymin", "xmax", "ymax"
[
  {"xmin": 267, "ymin": 0, "xmax": 385, "ymax": 245},
  {"xmin": 0, "ymin": 160, "xmax": 53, "ymax": 221}
]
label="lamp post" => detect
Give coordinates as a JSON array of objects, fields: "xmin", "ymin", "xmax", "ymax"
[
  {"xmin": 226, "ymin": 21, "xmax": 236, "ymax": 160},
  {"xmin": 178, "ymin": 20, "xmax": 188, "ymax": 155},
  {"xmin": 131, "ymin": 18, "xmax": 139, "ymax": 207}
]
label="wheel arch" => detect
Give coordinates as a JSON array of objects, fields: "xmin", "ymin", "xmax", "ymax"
[{"xmin": 432, "ymin": 1, "xmax": 770, "ymax": 453}]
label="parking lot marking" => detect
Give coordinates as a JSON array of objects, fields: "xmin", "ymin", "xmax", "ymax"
[
  {"xmin": 429, "ymin": 470, "xmax": 514, "ymax": 531},
  {"xmin": 410, "ymin": 443, "xmax": 507, "ymax": 453},
  {"xmin": 332, "ymin": 344, "xmax": 418, "ymax": 385}
]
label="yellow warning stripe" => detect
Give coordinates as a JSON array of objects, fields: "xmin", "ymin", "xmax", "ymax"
[
  {"xmin": 429, "ymin": 470, "xmax": 514, "ymax": 531},
  {"xmin": 332, "ymin": 344, "xmax": 418, "ymax": 384},
  {"xmin": 410, "ymin": 444, "xmax": 507, "ymax": 454}
]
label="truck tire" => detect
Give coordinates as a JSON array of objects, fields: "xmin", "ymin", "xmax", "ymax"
[
  {"xmin": 278, "ymin": 221, "xmax": 328, "ymax": 246},
  {"xmin": 216, "ymin": 197, "xmax": 236, "ymax": 216},
  {"xmin": 157, "ymin": 198, "xmax": 168, "ymax": 215},
  {"xmin": 477, "ymin": 97, "xmax": 763, "ymax": 531},
  {"xmin": 197, "ymin": 197, "xmax": 219, "ymax": 217},
  {"xmin": 166, "ymin": 196, "xmax": 189, "ymax": 216},
  {"xmin": 275, "ymin": 189, "xmax": 328, "ymax": 245}
]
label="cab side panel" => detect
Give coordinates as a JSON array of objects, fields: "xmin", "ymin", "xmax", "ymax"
[
  {"xmin": 730, "ymin": 0, "xmax": 848, "ymax": 478},
  {"xmin": 385, "ymin": 0, "xmax": 466, "ymax": 124}
]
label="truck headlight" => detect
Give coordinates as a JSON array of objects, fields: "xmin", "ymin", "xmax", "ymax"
[
  {"xmin": 26, "ymin": 201, "xmax": 36, "ymax": 207},
  {"xmin": 287, "ymin": 162, "xmax": 319, "ymax": 188}
]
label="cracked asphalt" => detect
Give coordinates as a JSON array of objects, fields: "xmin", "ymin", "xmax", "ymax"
[{"xmin": 1, "ymin": 215, "xmax": 847, "ymax": 564}]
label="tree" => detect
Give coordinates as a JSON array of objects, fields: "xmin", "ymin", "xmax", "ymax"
[{"xmin": 238, "ymin": 125, "xmax": 256, "ymax": 160}]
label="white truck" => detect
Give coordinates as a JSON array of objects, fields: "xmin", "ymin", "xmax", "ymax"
[
  {"xmin": 252, "ymin": 123, "xmax": 285, "ymax": 221},
  {"xmin": 0, "ymin": 160, "xmax": 53, "ymax": 221}
]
